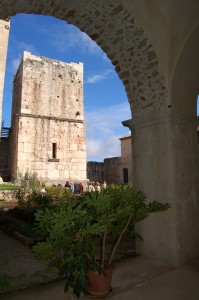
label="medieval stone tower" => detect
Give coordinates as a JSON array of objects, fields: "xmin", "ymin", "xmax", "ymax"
[
  {"xmin": 0, "ymin": 18, "xmax": 10, "ymax": 132},
  {"xmin": 10, "ymin": 51, "xmax": 87, "ymax": 183}
]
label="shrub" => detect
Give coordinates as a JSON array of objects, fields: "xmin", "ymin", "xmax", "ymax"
[
  {"xmin": 33, "ymin": 183, "xmax": 171, "ymax": 297},
  {"xmin": 45, "ymin": 186, "xmax": 72, "ymax": 202},
  {"xmin": 15, "ymin": 170, "xmax": 41, "ymax": 206}
]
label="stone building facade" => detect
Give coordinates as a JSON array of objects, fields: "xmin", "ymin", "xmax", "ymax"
[
  {"xmin": 119, "ymin": 135, "xmax": 132, "ymax": 183},
  {"xmin": 9, "ymin": 51, "xmax": 86, "ymax": 183},
  {"xmin": 0, "ymin": 18, "xmax": 10, "ymax": 133}
]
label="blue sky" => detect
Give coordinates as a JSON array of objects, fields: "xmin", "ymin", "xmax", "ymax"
[{"xmin": 2, "ymin": 14, "xmax": 131, "ymax": 162}]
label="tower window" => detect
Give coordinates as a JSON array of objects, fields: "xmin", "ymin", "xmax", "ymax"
[{"xmin": 52, "ymin": 143, "xmax": 57, "ymax": 159}]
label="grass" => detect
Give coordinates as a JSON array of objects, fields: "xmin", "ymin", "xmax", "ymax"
[{"xmin": 0, "ymin": 185, "xmax": 20, "ymax": 191}]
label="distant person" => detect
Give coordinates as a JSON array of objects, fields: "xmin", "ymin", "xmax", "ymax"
[
  {"xmin": 65, "ymin": 181, "xmax": 71, "ymax": 189},
  {"xmin": 79, "ymin": 182, "xmax": 84, "ymax": 193},
  {"xmin": 74, "ymin": 182, "xmax": 80, "ymax": 194},
  {"xmin": 95, "ymin": 182, "xmax": 101, "ymax": 194},
  {"xmin": 88, "ymin": 182, "xmax": 95, "ymax": 192},
  {"xmin": 70, "ymin": 182, "xmax": 74, "ymax": 193},
  {"xmin": 102, "ymin": 181, "xmax": 107, "ymax": 189}
]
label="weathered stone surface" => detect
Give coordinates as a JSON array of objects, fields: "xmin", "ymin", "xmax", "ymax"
[{"xmin": 9, "ymin": 52, "xmax": 86, "ymax": 182}]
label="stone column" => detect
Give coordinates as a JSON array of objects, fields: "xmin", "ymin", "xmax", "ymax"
[
  {"xmin": 0, "ymin": 18, "xmax": 10, "ymax": 133},
  {"xmin": 123, "ymin": 110, "xmax": 199, "ymax": 266}
]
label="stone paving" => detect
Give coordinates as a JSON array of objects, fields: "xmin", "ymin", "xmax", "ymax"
[
  {"xmin": 1, "ymin": 229, "xmax": 199, "ymax": 300},
  {"xmin": 0, "ymin": 229, "xmax": 58, "ymax": 294},
  {"xmin": 1, "ymin": 256, "xmax": 199, "ymax": 300}
]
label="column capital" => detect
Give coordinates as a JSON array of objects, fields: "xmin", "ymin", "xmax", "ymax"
[{"xmin": 123, "ymin": 110, "xmax": 198, "ymax": 131}]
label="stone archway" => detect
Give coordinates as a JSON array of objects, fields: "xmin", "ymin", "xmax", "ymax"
[
  {"xmin": 0, "ymin": 0, "xmax": 167, "ymax": 118},
  {"xmin": 0, "ymin": 0, "xmax": 199, "ymax": 267}
]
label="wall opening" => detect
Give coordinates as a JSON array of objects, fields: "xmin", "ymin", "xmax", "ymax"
[{"xmin": 52, "ymin": 143, "xmax": 57, "ymax": 159}]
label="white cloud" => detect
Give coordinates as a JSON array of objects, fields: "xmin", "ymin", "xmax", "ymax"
[
  {"xmin": 85, "ymin": 69, "xmax": 112, "ymax": 84},
  {"xmin": 47, "ymin": 23, "xmax": 103, "ymax": 56},
  {"xmin": 18, "ymin": 42, "xmax": 37, "ymax": 54},
  {"xmin": 87, "ymin": 140, "xmax": 102, "ymax": 157},
  {"xmin": 102, "ymin": 52, "xmax": 111, "ymax": 62},
  {"xmin": 86, "ymin": 136, "xmax": 122, "ymax": 162},
  {"xmin": 11, "ymin": 58, "xmax": 20, "ymax": 72},
  {"xmin": 10, "ymin": 42, "xmax": 38, "ymax": 73},
  {"xmin": 80, "ymin": 32, "xmax": 101, "ymax": 55},
  {"xmin": 85, "ymin": 102, "xmax": 131, "ymax": 161}
]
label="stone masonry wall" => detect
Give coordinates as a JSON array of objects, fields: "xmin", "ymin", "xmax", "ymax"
[
  {"xmin": 0, "ymin": 137, "xmax": 10, "ymax": 181},
  {"xmin": 87, "ymin": 161, "xmax": 105, "ymax": 183},
  {"xmin": 14, "ymin": 52, "xmax": 84, "ymax": 120},
  {"xmin": 10, "ymin": 52, "xmax": 86, "ymax": 182},
  {"xmin": 104, "ymin": 157, "xmax": 122, "ymax": 184},
  {"xmin": 120, "ymin": 135, "xmax": 133, "ymax": 183}
]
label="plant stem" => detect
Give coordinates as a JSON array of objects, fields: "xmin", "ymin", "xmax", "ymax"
[
  {"xmin": 108, "ymin": 212, "xmax": 133, "ymax": 265},
  {"xmin": 102, "ymin": 225, "xmax": 107, "ymax": 268}
]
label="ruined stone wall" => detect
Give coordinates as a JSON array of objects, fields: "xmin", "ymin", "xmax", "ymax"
[
  {"xmin": 104, "ymin": 157, "xmax": 122, "ymax": 184},
  {"xmin": 120, "ymin": 135, "xmax": 133, "ymax": 183},
  {"xmin": 0, "ymin": 137, "xmax": 10, "ymax": 181},
  {"xmin": 87, "ymin": 161, "xmax": 105, "ymax": 183},
  {"xmin": 87, "ymin": 158, "xmax": 124, "ymax": 185},
  {"xmin": 0, "ymin": 19, "xmax": 10, "ymax": 131},
  {"xmin": 10, "ymin": 52, "xmax": 86, "ymax": 182}
]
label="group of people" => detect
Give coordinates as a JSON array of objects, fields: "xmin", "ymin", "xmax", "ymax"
[
  {"xmin": 64, "ymin": 181, "xmax": 84, "ymax": 194},
  {"xmin": 87, "ymin": 181, "xmax": 107, "ymax": 194},
  {"xmin": 52, "ymin": 180, "xmax": 107, "ymax": 195}
]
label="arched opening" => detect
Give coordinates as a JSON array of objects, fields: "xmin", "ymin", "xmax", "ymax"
[
  {"xmin": 1, "ymin": 13, "xmax": 132, "ymax": 183},
  {"xmin": 0, "ymin": 3, "xmax": 171, "ymax": 292},
  {"xmin": 0, "ymin": 0, "xmax": 167, "ymax": 193},
  {"xmin": 0, "ymin": 0, "xmax": 166, "ymax": 117},
  {"xmin": 1, "ymin": 0, "xmax": 198, "ymax": 276}
]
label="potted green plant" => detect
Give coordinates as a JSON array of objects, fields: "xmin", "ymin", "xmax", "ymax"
[{"xmin": 33, "ymin": 183, "xmax": 170, "ymax": 298}]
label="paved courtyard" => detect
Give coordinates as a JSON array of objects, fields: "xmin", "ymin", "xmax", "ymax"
[{"xmin": 1, "ymin": 229, "xmax": 199, "ymax": 300}]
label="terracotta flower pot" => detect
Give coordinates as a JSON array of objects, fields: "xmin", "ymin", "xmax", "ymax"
[{"xmin": 87, "ymin": 264, "xmax": 115, "ymax": 297}]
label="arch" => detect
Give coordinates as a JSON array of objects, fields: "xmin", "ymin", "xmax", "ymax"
[
  {"xmin": 0, "ymin": 0, "xmax": 167, "ymax": 117},
  {"xmin": 170, "ymin": 24, "xmax": 199, "ymax": 116}
]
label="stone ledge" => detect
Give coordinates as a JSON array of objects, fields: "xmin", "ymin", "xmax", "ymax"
[{"xmin": 48, "ymin": 158, "xmax": 60, "ymax": 162}]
